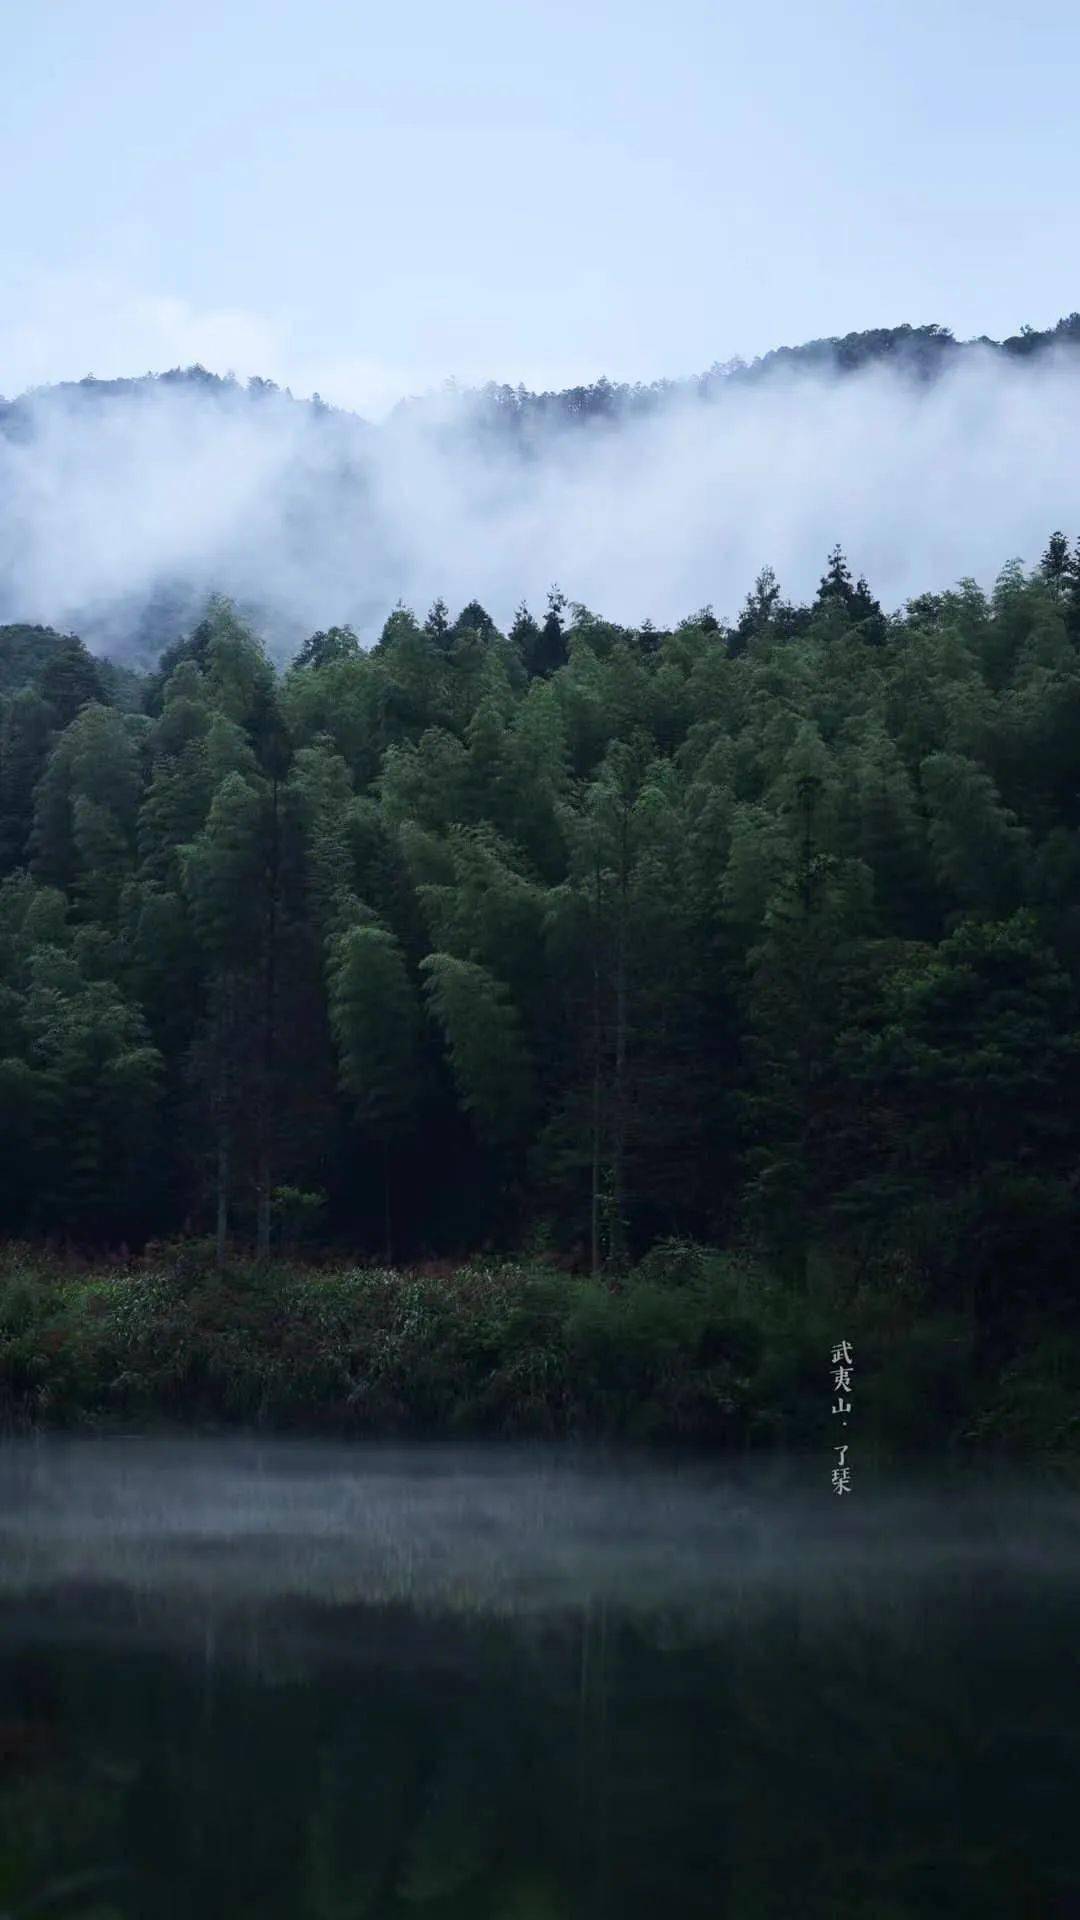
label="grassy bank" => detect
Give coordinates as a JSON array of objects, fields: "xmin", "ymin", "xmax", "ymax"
[{"xmin": 0, "ymin": 1240, "xmax": 1076, "ymax": 1453}]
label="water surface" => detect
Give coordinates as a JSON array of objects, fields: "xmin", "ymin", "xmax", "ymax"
[{"xmin": 1, "ymin": 1440, "xmax": 1077, "ymax": 1918}]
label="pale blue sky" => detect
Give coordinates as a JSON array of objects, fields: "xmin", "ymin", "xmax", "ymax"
[{"xmin": 4, "ymin": 0, "xmax": 1078, "ymax": 413}]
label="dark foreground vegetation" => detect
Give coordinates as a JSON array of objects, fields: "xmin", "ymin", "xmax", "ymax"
[
  {"xmin": 1, "ymin": 1241, "xmax": 1076, "ymax": 1453},
  {"xmin": 3, "ymin": 529, "xmax": 1080, "ymax": 1445}
]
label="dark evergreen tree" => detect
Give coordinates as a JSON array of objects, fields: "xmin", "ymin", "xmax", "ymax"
[
  {"xmin": 526, "ymin": 587, "xmax": 568, "ymax": 679},
  {"xmin": 509, "ymin": 602, "xmax": 541, "ymax": 674},
  {"xmin": 293, "ymin": 625, "xmax": 361, "ymax": 670},
  {"xmin": 424, "ymin": 598, "xmax": 452, "ymax": 649},
  {"xmin": 1040, "ymin": 530, "xmax": 1071, "ymax": 587},
  {"xmin": 37, "ymin": 637, "xmax": 105, "ymax": 729}
]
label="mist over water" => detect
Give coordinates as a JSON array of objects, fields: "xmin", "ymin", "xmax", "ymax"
[
  {"xmin": 4, "ymin": 348, "xmax": 1080, "ymax": 659},
  {"xmin": 3, "ymin": 1440, "xmax": 1078, "ymax": 1917},
  {"xmin": 2, "ymin": 1439, "xmax": 1078, "ymax": 1627}
]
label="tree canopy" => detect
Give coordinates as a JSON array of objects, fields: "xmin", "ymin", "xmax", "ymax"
[{"xmin": 2, "ymin": 538, "xmax": 1080, "ymax": 1338}]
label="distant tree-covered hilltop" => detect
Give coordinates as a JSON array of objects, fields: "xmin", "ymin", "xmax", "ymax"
[
  {"xmin": 4, "ymin": 311, "xmax": 1080, "ymax": 666},
  {"xmin": 3, "ymin": 313, "xmax": 1079, "ymax": 430}
]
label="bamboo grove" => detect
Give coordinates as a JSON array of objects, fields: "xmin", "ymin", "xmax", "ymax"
[{"xmin": 2, "ymin": 535, "xmax": 1080, "ymax": 1332}]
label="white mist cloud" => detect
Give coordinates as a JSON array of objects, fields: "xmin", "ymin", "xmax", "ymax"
[
  {"xmin": 1, "ymin": 270, "xmax": 278, "ymax": 398},
  {"xmin": 0, "ymin": 268, "xmax": 426, "ymax": 418},
  {"xmin": 2, "ymin": 345, "xmax": 1080, "ymax": 659}
]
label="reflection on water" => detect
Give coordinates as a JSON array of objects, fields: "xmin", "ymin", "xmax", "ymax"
[{"xmin": 0, "ymin": 1440, "xmax": 1078, "ymax": 1918}]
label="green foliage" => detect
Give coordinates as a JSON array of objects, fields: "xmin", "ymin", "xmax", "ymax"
[
  {"xmin": 328, "ymin": 924, "xmax": 423, "ymax": 1136},
  {"xmin": 0, "ymin": 549, "xmax": 1079, "ymax": 1399},
  {"xmin": 0, "ymin": 623, "xmax": 73, "ymax": 697},
  {"xmin": 0, "ymin": 1240, "xmax": 1059, "ymax": 1451},
  {"xmin": 420, "ymin": 953, "xmax": 533, "ymax": 1144},
  {"xmin": 179, "ymin": 770, "xmax": 267, "ymax": 964},
  {"xmin": 0, "ymin": 951, "xmax": 163, "ymax": 1235}
]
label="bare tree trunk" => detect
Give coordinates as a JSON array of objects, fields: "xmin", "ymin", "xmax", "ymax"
[
  {"xmin": 608, "ymin": 813, "xmax": 630, "ymax": 1270},
  {"xmin": 590, "ymin": 852, "xmax": 603, "ymax": 1281},
  {"xmin": 383, "ymin": 1139, "xmax": 393, "ymax": 1265},
  {"xmin": 215, "ymin": 1124, "xmax": 229, "ymax": 1267},
  {"xmin": 590, "ymin": 1058, "xmax": 602, "ymax": 1280},
  {"xmin": 610, "ymin": 924, "xmax": 627, "ymax": 1269},
  {"xmin": 256, "ymin": 778, "xmax": 280, "ymax": 1261},
  {"xmin": 255, "ymin": 1163, "xmax": 271, "ymax": 1259},
  {"xmin": 214, "ymin": 980, "xmax": 232, "ymax": 1267}
]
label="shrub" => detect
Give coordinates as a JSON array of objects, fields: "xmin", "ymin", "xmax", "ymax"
[{"xmin": 0, "ymin": 1241, "xmax": 1072, "ymax": 1452}]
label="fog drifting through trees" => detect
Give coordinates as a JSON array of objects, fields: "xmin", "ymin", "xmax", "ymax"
[{"xmin": 3, "ymin": 336, "xmax": 1080, "ymax": 655}]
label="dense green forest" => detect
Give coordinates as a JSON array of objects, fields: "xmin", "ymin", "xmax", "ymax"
[{"xmin": 3, "ymin": 529, "xmax": 1080, "ymax": 1330}]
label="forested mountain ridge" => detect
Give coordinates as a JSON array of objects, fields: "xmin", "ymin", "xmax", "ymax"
[
  {"xmin": 3, "ymin": 536, "xmax": 1080, "ymax": 1362},
  {"xmin": 3, "ymin": 314, "xmax": 1080, "ymax": 666},
  {"xmin": 3, "ymin": 315, "xmax": 1080, "ymax": 432}
]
